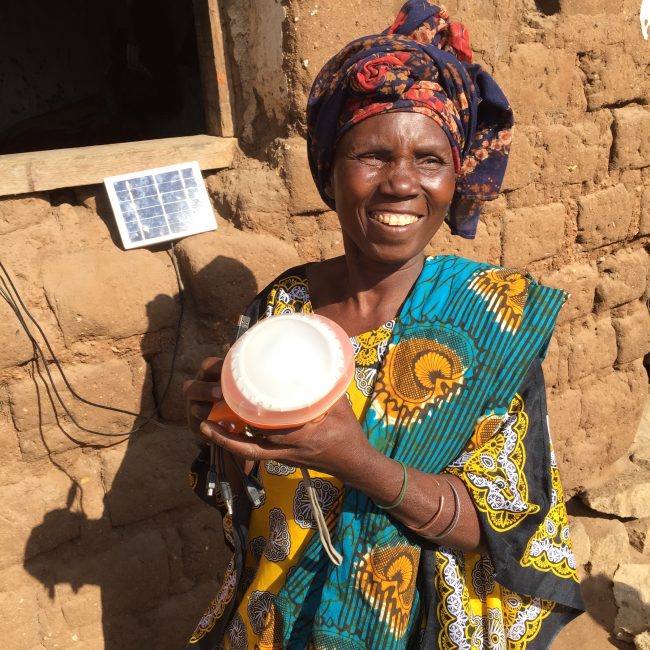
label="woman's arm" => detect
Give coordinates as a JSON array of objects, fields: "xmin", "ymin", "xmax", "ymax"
[
  {"xmin": 200, "ymin": 396, "xmax": 484, "ymax": 553},
  {"xmin": 340, "ymin": 453, "xmax": 484, "ymax": 552}
]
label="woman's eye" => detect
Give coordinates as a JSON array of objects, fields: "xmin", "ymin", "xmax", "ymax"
[
  {"xmin": 357, "ymin": 153, "xmax": 384, "ymax": 164},
  {"xmin": 419, "ymin": 157, "xmax": 443, "ymax": 167}
]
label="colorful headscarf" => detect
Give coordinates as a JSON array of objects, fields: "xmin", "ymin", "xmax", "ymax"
[{"xmin": 307, "ymin": 1, "xmax": 514, "ymax": 239}]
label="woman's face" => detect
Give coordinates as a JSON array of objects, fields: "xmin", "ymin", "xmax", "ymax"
[{"xmin": 328, "ymin": 111, "xmax": 456, "ymax": 268}]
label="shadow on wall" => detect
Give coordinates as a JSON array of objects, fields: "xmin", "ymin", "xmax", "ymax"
[
  {"xmin": 556, "ymin": 572, "xmax": 646, "ymax": 649},
  {"xmin": 22, "ymin": 255, "xmax": 258, "ymax": 649}
]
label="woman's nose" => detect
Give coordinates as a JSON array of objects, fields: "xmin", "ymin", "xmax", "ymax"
[{"xmin": 380, "ymin": 159, "xmax": 418, "ymax": 197}]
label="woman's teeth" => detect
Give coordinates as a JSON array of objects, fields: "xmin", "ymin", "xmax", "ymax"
[{"xmin": 370, "ymin": 212, "xmax": 419, "ymax": 226}]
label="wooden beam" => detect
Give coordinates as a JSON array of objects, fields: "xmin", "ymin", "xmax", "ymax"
[
  {"xmin": 193, "ymin": 0, "xmax": 236, "ymax": 138},
  {"xmin": 0, "ymin": 135, "xmax": 238, "ymax": 196}
]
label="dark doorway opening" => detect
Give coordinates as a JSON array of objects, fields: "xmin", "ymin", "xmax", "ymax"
[
  {"xmin": 534, "ymin": 0, "xmax": 561, "ymax": 15},
  {"xmin": 0, "ymin": 0, "xmax": 204, "ymax": 155}
]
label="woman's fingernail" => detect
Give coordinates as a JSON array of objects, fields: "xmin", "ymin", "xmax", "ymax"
[
  {"xmin": 200, "ymin": 423, "xmax": 211, "ymax": 436},
  {"xmin": 218, "ymin": 420, "xmax": 235, "ymax": 432}
]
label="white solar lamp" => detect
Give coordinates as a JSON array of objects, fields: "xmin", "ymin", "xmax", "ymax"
[{"xmin": 209, "ymin": 313, "xmax": 355, "ymax": 430}]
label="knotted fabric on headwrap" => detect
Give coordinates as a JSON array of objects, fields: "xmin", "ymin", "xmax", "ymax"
[{"xmin": 307, "ymin": 0, "xmax": 514, "ymax": 239}]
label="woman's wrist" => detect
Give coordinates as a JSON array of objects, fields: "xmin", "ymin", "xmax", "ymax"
[
  {"xmin": 337, "ymin": 448, "xmax": 413, "ymax": 512},
  {"xmin": 340, "ymin": 453, "xmax": 484, "ymax": 552}
]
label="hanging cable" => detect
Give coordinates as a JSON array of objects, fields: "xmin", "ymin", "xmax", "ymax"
[{"xmin": 0, "ymin": 243, "xmax": 186, "ymax": 445}]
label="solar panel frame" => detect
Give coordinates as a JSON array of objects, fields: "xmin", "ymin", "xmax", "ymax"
[{"xmin": 104, "ymin": 161, "xmax": 217, "ymax": 250}]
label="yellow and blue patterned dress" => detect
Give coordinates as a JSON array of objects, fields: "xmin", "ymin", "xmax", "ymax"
[{"xmin": 188, "ymin": 259, "xmax": 583, "ymax": 649}]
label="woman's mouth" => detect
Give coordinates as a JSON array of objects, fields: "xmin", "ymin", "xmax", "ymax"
[{"xmin": 368, "ymin": 212, "xmax": 421, "ymax": 226}]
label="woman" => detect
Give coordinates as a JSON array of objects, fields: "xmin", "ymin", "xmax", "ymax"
[{"xmin": 184, "ymin": 2, "xmax": 583, "ymax": 648}]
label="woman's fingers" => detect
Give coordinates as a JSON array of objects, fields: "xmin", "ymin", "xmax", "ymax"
[
  {"xmin": 196, "ymin": 357, "xmax": 224, "ymax": 382},
  {"xmin": 190, "ymin": 403, "xmax": 212, "ymax": 422},
  {"xmin": 200, "ymin": 421, "xmax": 281, "ymax": 462},
  {"xmin": 182, "ymin": 379, "xmax": 223, "ymax": 403}
]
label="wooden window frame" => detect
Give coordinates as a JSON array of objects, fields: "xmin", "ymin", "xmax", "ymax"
[{"xmin": 0, "ymin": 0, "xmax": 236, "ymax": 197}]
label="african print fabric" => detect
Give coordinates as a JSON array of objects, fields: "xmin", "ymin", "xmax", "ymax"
[{"xmin": 187, "ymin": 256, "xmax": 583, "ymax": 649}]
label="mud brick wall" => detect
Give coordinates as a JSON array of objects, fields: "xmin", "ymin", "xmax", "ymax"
[{"xmin": 0, "ymin": 1, "xmax": 648, "ymax": 648}]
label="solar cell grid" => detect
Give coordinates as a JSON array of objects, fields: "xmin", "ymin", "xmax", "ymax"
[{"xmin": 104, "ymin": 162, "xmax": 217, "ymax": 249}]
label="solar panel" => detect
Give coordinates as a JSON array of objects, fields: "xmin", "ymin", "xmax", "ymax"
[{"xmin": 104, "ymin": 161, "xmax": 217, "ymax": 249}]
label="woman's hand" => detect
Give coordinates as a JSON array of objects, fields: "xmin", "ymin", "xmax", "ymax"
[
  {"xmin": 182, "ymin": 357, "xmax": 224, "ymax": 440},
  {"xmin": 198, "ymin": 395, "xmax": 376, "ymax": 483}
]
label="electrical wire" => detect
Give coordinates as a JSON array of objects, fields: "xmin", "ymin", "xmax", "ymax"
[{"xmin": 0, "ymin": 244, "xmax": 186, "ymax": 445}]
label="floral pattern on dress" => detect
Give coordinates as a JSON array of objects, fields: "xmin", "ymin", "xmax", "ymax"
[
  {"xmin": 520, "ymin": 449, "xmax": 579, "ymax": 582},
  {"xmin": 448, "ymin": 393, "xmax": 540, "ymax": 532}
]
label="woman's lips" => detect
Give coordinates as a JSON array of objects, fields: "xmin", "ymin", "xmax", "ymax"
[{"xmin": 368, "ymin": 211, "xmax": 421, "ymax": 226}]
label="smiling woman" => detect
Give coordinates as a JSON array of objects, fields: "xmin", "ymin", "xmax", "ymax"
[{"xmin": 183, "ymin": 2, "xmax": 584, "ymax": 649}]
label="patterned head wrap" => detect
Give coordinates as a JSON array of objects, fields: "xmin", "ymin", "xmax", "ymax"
[{"xmin": 307, "ymin": 0, "xmax": 514, "ymax": 239}]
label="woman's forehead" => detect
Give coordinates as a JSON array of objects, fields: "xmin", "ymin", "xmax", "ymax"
[{"xmin": 339, "ymin": 112, "xmax": 450, "ymax": 150}]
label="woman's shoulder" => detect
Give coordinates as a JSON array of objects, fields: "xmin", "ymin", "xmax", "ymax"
[
  {"xmin": 424, "ymin": 254, "xmax": 557, "ymax": 292},
  {"xmin": 422, "ymin": 254, "xmax": 567, "ymax": 332}
]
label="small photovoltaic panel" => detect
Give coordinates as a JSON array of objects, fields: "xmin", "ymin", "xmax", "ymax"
[{"xmin": 104, "ymin": 161, "xmax": 217, "ymax": 249}]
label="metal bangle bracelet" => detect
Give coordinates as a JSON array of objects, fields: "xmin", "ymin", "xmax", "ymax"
[
  {"xmin": 430, "ymin": 475, "xmax": 461, "ymax": 541},
  {"xmin": 408, "ymin": 493, "xmax": 445, "ymax": 535}
]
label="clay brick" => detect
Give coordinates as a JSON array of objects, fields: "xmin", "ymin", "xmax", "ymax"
[
  {"xmin": 541, "ymin": 262, "xmax": 598, "ymax": 323},
  {"xmin": 55, "ymin": 531, "xmax": 169, "ymax": 619},
  {"xmin": 101, "ymin": 428, "xmax": 198, "ymax": 527},
  {"xmin": 0, "ymin": 193, "xmax": 51, "ymax": 236},
  {"xmin": 546, "ymin": 388, "xmax": 582, "ymax": 492},
  {"xmin": 584, "ymin": 464, "xmax": 650, "ymax": 519},
  {"xmin": 426, "ymin": 216, "xmax": 502, "ymax": 266},
  {"xmin": 597, "ymin": 248, "xmax": 649, "ymax": 309},
  {"xmin": 580, "ymin": 48, "xmax": 647, "ymax": 111},
  {"xmin": 547, "ymin": 387, "xmax": 582, "ymax": 441},
  {"xmin": 568, "ymin": 316, "xmax": 617, "ymax": 382},
  {"xmin": 579, "ymin": 363, "xmax": 648, "ymax": 483},
  {"xmin": 280, "ymin": 136, "xmax": 329, "ymax": 214},
  {"xmin": 56, "ymin": 202, "xmax": 120, "ymax": 252},
  {"xmin": 613, "ymin": 564, "xmax": 650, "ymax": 638},
  {"xmin": 502, "ymin": 203, "xmax": 566, "ymax": 267},
  {"xmin": 9, "ymin": 358, "xmax": 152, "ymax": 457},
  {"xmin": 539, "ymin": 121, "xmax": 611, "ymax": 186},
  {"xmin": 0, "ymin": 299, "xmax": 33, "ymax": 370},
  {"xmin": 151, "ymin": 343, "xmax": 218, "ymax": 423},
  {"xmin": 0, "ymin": 418, "xmax": 22, "ymax": 482},
  {"xmin": 542, "ymin": 336, "xmax": 560, "ymax": 388},
  {"xmin": 494, "ymin": 43, "xmax": 576, "ymax": 123},
  {"xmin": 179, "ymin": 508, "xmax": 225, "ymax": 584},
  {"xmin": 51, "ymin": 448, "xmax": 107, "ymax": 523},
  {"xmin": 0, "ymin": 464, "xmax": 81, "ymax": 568},
  {"xmin": 42, "ymin": 249, "xmax": 178, "ymax": 344},
  {"xmin": 640, "ymin": 187, "xmax": 650, "ymax": 236},
  {"xmin": 557, "ymin": 14, "xmax": 615, "ymax": 53},
  {"xmin": 577, "ymin": 184, "xmax": 633, "ymax": 249},
  {"xmin": 206, "ymin": 163, "xmax": 290, "ymax": 234},
  {"xmin": 319, "ymin": 229, "xmax": 345, "ymax": 260},
  {"xmin": 612, "ymin": 105, "xmax": 650, "ymax": 170},
  {"xmin": 501, "ymin": 128, "xmax": 538, "ymax": 191},
  {"xmin": 0, "ymin": 586, "xmax": 41, "ymax": 649},
  {"xmin": 139, "ymin": 582, "xmax": 222, "ymax": 650},
  {"xmin": 612, "ymin": 303, "xmax": 650, "ymax": 365},
  {"xmin": 581, "ymin": 517, "xmax": 630, "ymax": 578},
  {"xmin": 175, "ymin": 227, "xmax": 300, "ymax": 322},
  {"xmin": 292, "ymin": 0, "xmax": 405, "ymax": 91}
]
